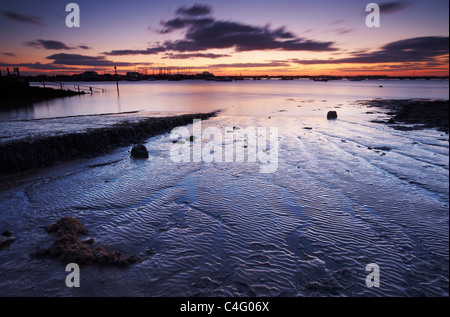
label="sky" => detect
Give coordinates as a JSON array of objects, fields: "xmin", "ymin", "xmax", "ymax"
[{"xmin": 0, "ymin": 0, "xmax": 448, "ymax": 76}]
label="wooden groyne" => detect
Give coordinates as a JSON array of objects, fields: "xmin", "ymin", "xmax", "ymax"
[{"xmin": 0, "ymin": 111, "xmax": 217, "ymax": 173}]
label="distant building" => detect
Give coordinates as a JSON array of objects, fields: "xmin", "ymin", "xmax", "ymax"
[
  {"xmin": 195, "ymin": 71, "xmax": 214, "ymax": 79},
  {"xmin": 126, "ymin": 72, "xmax": 140, "ymax": 81},
  {"xmin": 80, "ymin": 71, "xmax": 99, "ymax": 80}
]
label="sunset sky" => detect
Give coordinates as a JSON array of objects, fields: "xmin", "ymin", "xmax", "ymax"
[{"xmin": 0, "ymin": 0, "xmax": 448, "ymax": 76}]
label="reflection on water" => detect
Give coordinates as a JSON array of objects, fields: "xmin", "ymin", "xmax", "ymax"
[{"xmin": 0, "ymin": 79, "xmax": 448, "ymax": 120}]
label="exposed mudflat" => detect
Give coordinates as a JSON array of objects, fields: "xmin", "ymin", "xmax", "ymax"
[{"xmin": 0, "ymin": 97, "xmax": 448, "ymax": 296}]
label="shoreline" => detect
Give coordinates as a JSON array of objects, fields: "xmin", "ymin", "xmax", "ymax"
[
  {"xmin": 0, "ymin": 111, "xmax": 217, "ymax": 173},
  {"xmin": 0, "ymin": 78, "xmax": 85, "ymax": 110}
]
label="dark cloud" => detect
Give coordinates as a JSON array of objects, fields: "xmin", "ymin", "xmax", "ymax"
[
  {"xmin": 176, "ymin": 4, "xmax": 212, "ymax": 16},
  {"xmin": 163, "ymin": 53, "xmax": 231, "ymax": 59},
  {"xmin": 47, "ymin": 53, "xmax": 134, "ymax": 67},
  {"xmin": 330, "ymin": 19, "xmax": 344, "ymax": 25},
  {"xmin": 25, "ymin": 39, "xmax": 73, "ymax": 50},
  {"xmin": 329, "ymin": 28, "xmax": 353, "ymax": 35},
  {"xmin": 290, "ymin": 36, "xmax": 449, "ymax": 65},
  {"xmin": 2, "ymin": 52, "xmax": 16, "ymax": 57},
  {"xmin": 159, "ymin": 17, "xmax": 214, "ymax": 33},
  {"xmin": 2, "ymin": 10, "xmax": 44, "ymax": 26},
  {"xmin": 0, "ymin": 61, "xmax": 78, "ymax": 71},
  {"xmin": 103, "ymin": 47, "xmax": 165, "ymax": 56},
  {"xmin": 108, "ymin": 6, "xmax": 336, "ymax": 56},
  {"xmin": 25, "ymin": 40, "xmax": 92, "ymax": 50},
  {"xmin": 379, "ymin": 1, "xmax": 412, "ymax": 13},
  {"xmin": 160, "ymin": 19, "xmax": 336, "ymax": 52}
]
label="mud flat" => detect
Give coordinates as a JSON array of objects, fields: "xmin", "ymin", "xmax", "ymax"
[
  {"xmin": 0, "ymin": 111, "xmax": 217, "ymax": 173},
  {"xmin": 360, "ymin": 99, "xmax": 449, "ymax": 133}
]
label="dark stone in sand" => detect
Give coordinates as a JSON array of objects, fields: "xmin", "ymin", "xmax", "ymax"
[
  {"xmin": 1, "ymin": 230, "xmax": 13, "ymax": 237},
  {"xmin": 44, "ymin": 216, "xmax": 89, "ymax": 236},
  {"xmin": 31, "ymin": 216, "xmax": 141, "ymax": 267},
  {"xmin": 303, "ymin": 127, "xmax": 313, "ymax": 130},
  {"xmin": 374, "ymin": 146, "xmax": 392, "ymax": 151},
  {"xmin": 131, "ymin": 144, "xmax": 149, "ymax": 159},
  {"xmin": 0, "ymin": 235, "xmax": 15, "ymax": 249},
  {"xmin": 82, "ymin": 238, "xmax": 95, "ymax": 245},
  {"xmin": 327, "ymin": 111, "xmax": 338, "ymax": 120}
]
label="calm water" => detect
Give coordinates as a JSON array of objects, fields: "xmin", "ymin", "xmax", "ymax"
[
  {"xmin": 0, "ymin": 79, "xmax": 448, "ymax": 296},
  {"xmin": 1, "ymin": 78, "xmax": 448, "ymax": 120}
]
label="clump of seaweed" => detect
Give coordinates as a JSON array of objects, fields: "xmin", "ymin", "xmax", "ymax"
[{"xmin": 31, "ymin": 217, "xmax": 141, "ymax": 267}]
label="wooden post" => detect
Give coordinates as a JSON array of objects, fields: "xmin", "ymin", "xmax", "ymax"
[{"xmin": 114, "ymin": 66, "xmax": 119, "ymax": 95}]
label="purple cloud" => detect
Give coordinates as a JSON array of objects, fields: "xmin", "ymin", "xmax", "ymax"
[{"xmin": 2, "ymin": 10, "xmax": 44, "ymax": 26}]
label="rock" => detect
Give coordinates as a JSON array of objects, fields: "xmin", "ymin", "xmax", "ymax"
[
  {"xmin": 374, "ymin": 146, "xmax": 392, "ymax": 151},
  {"xmin": 131, "ymin": 144, "xmax": 149, "ymax": 159},
  {"xmin": 1, "ymin": 230, "xmax": 13, "ymax": 237},
  {"xmin": 327, "ymin": 111, "xmax": 338, "ymax": 120},
  {"xmin": 31, "ymin": 216, "xmax": 141, "ymax": 267},
  {"xmin": 45, "ymin": 216, "xmax": 89, "ymax": 236},
  {"xmin": 145, "ymin": 248, "xmax": 157, "ymax": 255},
  {"xmin": 0, "ymin": 235, "xmax": 15, "ymax": 249},
  {"xmin": 82, "ymin": 238, "xmax": 95, "ymax": 245}
]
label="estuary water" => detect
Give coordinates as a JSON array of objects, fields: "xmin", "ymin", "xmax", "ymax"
[{"xmin": 0, "ymin": 79, "xmax": 448, "ymax": 296}]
